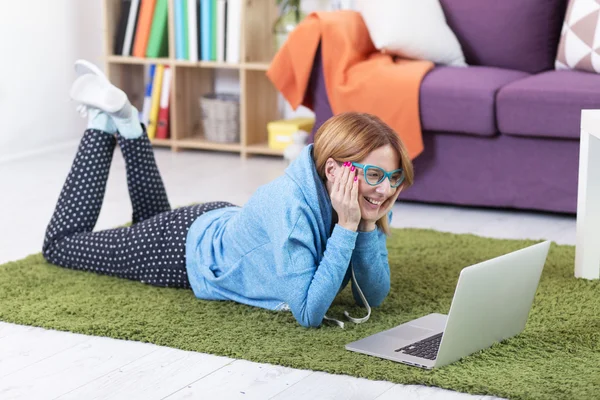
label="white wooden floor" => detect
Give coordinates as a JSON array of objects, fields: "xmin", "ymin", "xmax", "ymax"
[{"xmin": 0, "ymin": 143, "xmax": 575, "ymax": 400}]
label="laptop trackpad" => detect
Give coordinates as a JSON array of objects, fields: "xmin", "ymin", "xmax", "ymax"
[{"xmin": 384, "ymin": 325, "xmax": 434, "ymax": 341}]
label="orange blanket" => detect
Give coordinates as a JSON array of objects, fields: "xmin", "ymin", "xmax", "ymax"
[{"xmin": 266, "ymin": 11, "xmax": 434, "ymax": 159}]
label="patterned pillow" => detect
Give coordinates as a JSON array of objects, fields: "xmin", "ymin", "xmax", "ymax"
[{"xmin": 555, "ymin": 0, "xmax": 600, "ymax": 73}]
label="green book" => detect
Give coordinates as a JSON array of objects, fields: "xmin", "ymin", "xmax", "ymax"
[
  {"xmin": 146, "ymin": 0, "xmax": 169, "ymax": 58},
  {"xmin": 182, "ymin": 0, "xmax": 189, "ymax": 60},
  {"xmin": 211, "ymin": 0, "xmax": 217, "ymax": 61}
]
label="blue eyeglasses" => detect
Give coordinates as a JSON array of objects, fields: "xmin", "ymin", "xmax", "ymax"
[{"xmin": 351, "ymin": 163, "xmax": 405, "ymax": 188}]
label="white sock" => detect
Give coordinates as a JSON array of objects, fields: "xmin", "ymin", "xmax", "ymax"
[
  {"xmin": 74, "ymin": 59, "xmax": 110, "ymax": 83},
  {"xmin": 76, "ymin": 105, "xmax": 117, "ymax": 134},
  {"xmin": 70, "ymin": 74, "xmax": 128, "ymax": 113},
  {"xmin": 111, "ymin": 105, "xmax": 143, "ymax": 139},
  {"xmin": 87, "ymin": 108, "xmax": 117, "ymax": 134}
]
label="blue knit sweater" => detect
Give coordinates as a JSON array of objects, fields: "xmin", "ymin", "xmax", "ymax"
[{"xmin": 185, "ymin": 144, "xmax": 391, "ymax": 327}]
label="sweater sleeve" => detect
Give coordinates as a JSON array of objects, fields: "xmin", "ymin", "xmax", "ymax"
[
  {"xmin": 350, "ymin": 227, "xmax": 390, "ymax": 307},
  {"xmin": 280, "ymin": 220, "xmax": 357, "ymax": 328}
]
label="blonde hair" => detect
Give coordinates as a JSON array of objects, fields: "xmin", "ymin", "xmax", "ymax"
[{"xmin": 313, "ymin": 112, "xmax": 414, "ymax": 235}]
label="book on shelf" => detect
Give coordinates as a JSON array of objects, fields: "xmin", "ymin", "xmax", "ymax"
[
  {"xmin": 132, "ymin": 0, "xmax": 157, "ymax": 57},
  {"xmin": 225, "ymin": 0, "xmax": 241, "ymax": 64},
  {"xmin": 184, "ymin": 0, "xmax": 240, "ymax": 63},
  {"xmin": 216, "ymin": 0, "xmax": 226, "ymax": 62},
  {"xmin": 196, "ymin": 0, "xmax": 202, "ymax": 59},
  {"xmin": 210, "ymin": 0, "xmax": 217, "ymax": 61},
  {"xmin": 141, "ymin": 64, "xmax": 156, "ymax": 126},
  {"xmin": 146, "ymin": 0, "xmax": 169, "ymax": 58},
  {"xmin": 122, "ymin": 0, "xmax": 141, "ymax": 56},
  {"xmin": 200, "ymin": 0, "xmax": 212, "ymax": 61},
  {"xmin": 187, "ymin": 0, "xmax": 199, "ymax": 61},
  {"xmin": 156, "ymin": 66, "xmax": 173, "ymax": 139},
  {"xmin": 174, "ymin": 0, "xmax": 187, "ymax": 59},
  {"xmin": 183, "ymin": 0, "xmax": 190, "ymax": 59},
  {"xmin": 113, "ymin": 0, "xmax": 131, "ymax": 55},
  {"xmin": 147, "ymin": 64, "xmax": 165, "ymax": 139},
  {"xmin": 113, "ymin": 0, "xmax": 241, "ymax": 62}
]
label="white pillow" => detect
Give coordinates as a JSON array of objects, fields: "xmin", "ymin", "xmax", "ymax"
[{"xmin": 357, "ymin": 0, "xmax": 467, "ymax": 66}]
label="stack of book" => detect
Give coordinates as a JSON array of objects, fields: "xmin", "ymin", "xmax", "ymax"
[
  {"xmin": 114, "ymin": 0, "xmax": 169, "ymax": 58},
  {"xmin": 139, "ymin": 64, "xmax": 173, "ymax": 140},
  {"xmin": 176, "ymin": 0, "xmax": 242, "ymax": 63},
  {"xmin": 113, "ymin": 0, "xmax": 242, "ymax": 63}
]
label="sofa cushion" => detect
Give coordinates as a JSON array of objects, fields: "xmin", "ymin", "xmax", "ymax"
[
  {"xmin": 419, "ymin": 66, "xmax": 529, "ymax": 136},
  {"xmin": 439, "ymin": 0, "xmax": 568, "ymax": 73},
  {"xmin": 496, "ymin": 70, "xmax": 600, "ymax": 140}
]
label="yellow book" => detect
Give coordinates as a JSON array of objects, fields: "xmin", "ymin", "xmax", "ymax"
[{"xmin": 147, "ymin": 64, "xmax": 165, "ymax": 139}]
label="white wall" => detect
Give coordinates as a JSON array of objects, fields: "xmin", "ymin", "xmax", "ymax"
[{"xmin": 0, "ymin": 0, "xmax": 104, "ymax": 162}]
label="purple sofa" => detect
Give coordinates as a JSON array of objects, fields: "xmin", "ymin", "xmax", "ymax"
[{"xmin": 307, "ymin": 0, "xmax": 600, "ymax": 214}]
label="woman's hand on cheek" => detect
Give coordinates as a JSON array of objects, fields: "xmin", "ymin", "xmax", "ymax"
[{"xmin": 331, "ymin": 162, "xmax": 361, "ymax": 232}]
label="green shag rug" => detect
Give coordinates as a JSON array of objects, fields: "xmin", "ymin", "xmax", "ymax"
[{"xmin": 1, "ymin": 228, "xmax": 599, "ymax": 400}]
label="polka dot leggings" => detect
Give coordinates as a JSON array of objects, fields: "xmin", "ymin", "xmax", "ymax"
[{"xmin": 42, "ymin": 129, "xmax": 236, "ymax": 289}]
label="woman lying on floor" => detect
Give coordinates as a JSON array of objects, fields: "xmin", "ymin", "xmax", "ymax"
[{"xmin": 42, "ymin": 60, "xmax": 413, "ymax": 328}]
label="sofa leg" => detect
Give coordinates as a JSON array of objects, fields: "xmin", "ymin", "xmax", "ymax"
[{"xmin": 575, "ymin": 110, "xmax": 600, "ymax": 280}]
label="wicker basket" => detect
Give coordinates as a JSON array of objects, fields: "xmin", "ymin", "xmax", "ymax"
[{"xmin": 199, "ymin": 93, "xmax": 240, "ymax": 143}]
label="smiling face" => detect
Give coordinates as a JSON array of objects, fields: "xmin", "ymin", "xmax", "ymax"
[{"xmin": 354, "ymin": 144, "xmax": 401, "ymax": 221}]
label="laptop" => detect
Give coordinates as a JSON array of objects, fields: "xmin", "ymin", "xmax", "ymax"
[{"xmin": 345, "ymin": 240, "xmax": 551, "ymax": 369}]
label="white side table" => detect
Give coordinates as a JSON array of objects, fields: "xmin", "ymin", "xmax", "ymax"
[{"xmin": 575, "ymin": 110, "xmax": 600, "ymax": 279}]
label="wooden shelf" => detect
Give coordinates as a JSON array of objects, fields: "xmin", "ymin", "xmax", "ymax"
[
  {"xmin": 171, "ymin": 60, "xmax": 199, "ymax": 67},
  {"xmin": 102, "ymin": 0, "xmax": 281, "ymax": 158},
  {"xmin": 244, "ymin": 62, "xmax": 271, "ymax": 71},
  {"xmin": 246, "ymin": 143, "xmax": 284, "ymax": 156},
  {"xmin": 199, "ymin": 61, "xmax": 243, "ymax": 69},
  {"xmin": 150, "ymin": 138, "xmax": 173, "ymax": 147},
  {"xmin": 175, "ymin": 135, "xmax": 242, "ymax": 152},
  {"xmin": 107, "ymin": 55, "xmax": 170, "ymax": 65},
  {"xmin": 108, "ymin": 55, "xmax": 270, "ymax": 71}
]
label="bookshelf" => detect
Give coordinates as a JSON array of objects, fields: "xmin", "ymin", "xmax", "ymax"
[{"xmin": 101, "ymin": 0, "xmax": 282, "ymax": 158}]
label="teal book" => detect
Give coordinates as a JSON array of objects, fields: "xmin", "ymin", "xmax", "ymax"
[
  {"xmin": 175, "ymin": 0, "xmax": 186, "ymax": 59},
  {"xmin": 182, "ymin": 0, "xmax": 189, "ymax": 60},
  {"xmin": 211, "ymin": 0, "xmax": 217, "ymax": 61},
  {"xmin": 200, "ymin": 0, "xmax": 212, "ymax": 61}
]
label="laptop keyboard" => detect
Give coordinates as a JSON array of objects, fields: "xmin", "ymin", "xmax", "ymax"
[{"xmin": 395, "ymin": 332, "xmax": 443, "ymax": 360}]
